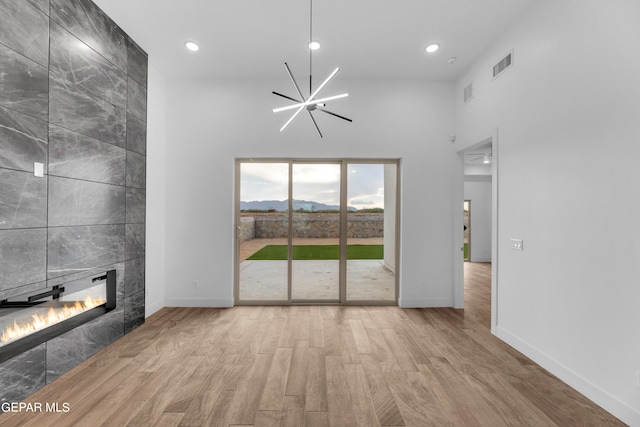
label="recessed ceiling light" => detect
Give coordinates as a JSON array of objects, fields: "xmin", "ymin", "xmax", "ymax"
[
  {"xmin": 185, "ymin": 41, "xmax": 199, "ymax": 52},
  {"xmin": 309, "ymin": 41, "xmax": 320, "ymax": 50},
  {"xmin": 426, "ymin": 44, "xmax": 439, "ymax": 53}
]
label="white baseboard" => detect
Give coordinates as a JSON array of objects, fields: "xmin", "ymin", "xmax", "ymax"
[
  {"xmin": 496, "ymin": 326, "xmax": 640, "ymax": 427},
  {"xmin": 145, "ymin": 299, "xmax": 165, "ymax": 318},
  {"xmin": 398, "ymin": 298, "xmax": 454, "ymax": 308},
  {"xmin": 164, "ymin": 298, "xmax": 234, "ymax": 308}
]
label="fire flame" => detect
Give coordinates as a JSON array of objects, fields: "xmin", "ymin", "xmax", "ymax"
[{"xmin": 0, "ymin": 296, "xmax": 105, "ymax": 345}]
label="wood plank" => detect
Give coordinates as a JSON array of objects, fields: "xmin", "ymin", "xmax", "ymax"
[
  {"xmin": 381, "ymin": 328, "xmax": 418, "ymax": 372},
  {"xmin": 305, "ymin": 347, "xmax": 328, "ymax": 412},
  {"xmin": 349, "ymin": 319, "xmax": 373, "ymax": 355},
  {"xmin": 153, "ymin": 413, "xmax": 184, "ymax": 427},
  {"xmin": 253, "ymin": 410, "xmax": 281, "ymax": 427},
  {"xmin": 127, "ymin": 357, "xmax": 204, "ymax": 426},
  {"xmin": 305, "ymin": 412, "xmax": 330, "ymax": 427},
  {"xmin": 309, "ymin": 314, "xmax": 324, "ymax": 348},
  {"xmin": 360, "ymin": 355, "xmax": 405, "ymax": 426},
  {"xmin": 258, "ymin": 347, "xmax": 293, "ymax": 411},
  {"xmin": 281, "ymin": 395, "xmax": 305, "ymax": 427},
  {"xmin": 343, "ymin": 363, "xmax": 381, "ymax": 427},
  {"xmin": 325, "ymin": 356, "xmax": 357, "ymax": 426},
  {"xmin": 285, "ymin": 340, "xmax": 309, "ymax": 396},
  {"xmin": 233, "ymin": 353, "xmax": 274, "ymax": 425}
]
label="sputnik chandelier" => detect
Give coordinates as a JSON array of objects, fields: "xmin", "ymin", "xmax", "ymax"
[{"xmin": 272, "ymin": 0, "xmax": 351, "ymax": 137}]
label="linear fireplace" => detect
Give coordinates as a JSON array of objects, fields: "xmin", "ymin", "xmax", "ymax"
[{"xmin": 0, "ymin": 271, "xmax": 117, "ymax": 364}]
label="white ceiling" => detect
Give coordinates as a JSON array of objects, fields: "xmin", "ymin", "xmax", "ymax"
[{"xmin": 94, "ymin": 0, "xmax": 535, "ymax": 81}]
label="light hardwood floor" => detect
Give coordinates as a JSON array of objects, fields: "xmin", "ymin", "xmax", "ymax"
[{"xmin": 0, "ymin": 263, "xmax": 624, "ymax": 426}]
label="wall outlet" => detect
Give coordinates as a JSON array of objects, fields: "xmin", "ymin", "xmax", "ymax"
[
  {"xmin": 193, "ymin": 280, "xmax": 199, "ymax": 289},
  {"xmin": 636, "ymin": 370, "xmax": 640, "ymax": 388},
  {"xmin": 510, "ymin": 238, "xmax": 523, "ymax": 251},
  {"xmin": 422, "ymin": 282, "xmax": 426, "ymax": 289}
]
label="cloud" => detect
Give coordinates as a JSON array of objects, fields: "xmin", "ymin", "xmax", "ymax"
[{"xmin": 240, "ymin": 162, "xmax": 388, "ymax": 209}]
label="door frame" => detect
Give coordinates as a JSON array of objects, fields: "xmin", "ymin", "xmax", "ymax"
[
  {"xmin": 454, "ymin": 130, "xmax": 499, "ymax": 334},
  {"xmin": 234, "ymin": 158, "xmax": 401, "ymax": 306}
]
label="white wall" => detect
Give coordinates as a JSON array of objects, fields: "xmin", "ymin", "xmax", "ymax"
[
  {"xmin": 145, "ymin": 63, "xmax": 167, "ymax": 317},
  {"xmin": 162, "ymin": 78, "xmax": 456, "ymax": 308},
  {"xmin": 455, "ymin": 0, "xmax": 640, "ymax": 424},
  {"xmin": 463, "ymin": 178, "xmax": 492, "ymax": 262}
]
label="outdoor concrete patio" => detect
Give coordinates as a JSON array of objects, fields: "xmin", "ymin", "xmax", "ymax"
[{"xmin": 239, "ymin": 259, "xmax": 395, "ymax": 301}]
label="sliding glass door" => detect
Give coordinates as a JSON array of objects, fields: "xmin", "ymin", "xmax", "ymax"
[
  {"xmin": 346, "ymin": 163, "xmax": 396, "ymax": 302},
  {"xmin": 291, "ymin": 163, "xmax": 341, "ymax": 302},
  {"xmin": 236, "ymin": 159, "xmax": 399, "ymax": 305}
]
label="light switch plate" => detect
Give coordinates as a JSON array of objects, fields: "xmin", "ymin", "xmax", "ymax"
[
  {"xmin": 34, "ymin": 162, "xmax": 44, "ymax": 178},
  {"xmin": 510, "ymin": 238, "xmax": 523, "ymax": 251}
]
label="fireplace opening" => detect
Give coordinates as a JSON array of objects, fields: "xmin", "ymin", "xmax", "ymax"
[{"xmin": 0, "ymin": 270, "xmax": 116, "ymax": 364}]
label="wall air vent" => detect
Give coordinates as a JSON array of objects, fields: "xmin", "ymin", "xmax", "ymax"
[
  {"xmin": 463, "ymin": 83, "xmax": 474, "ymax": 104},
  {"xmin": 493, "ymin": 50, "xmax": 513, "ymax": 79}
]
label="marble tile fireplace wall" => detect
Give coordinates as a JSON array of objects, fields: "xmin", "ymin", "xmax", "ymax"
[{"xmin": 0, "ymin": 0, "xmax": 147, "ymax": 404}]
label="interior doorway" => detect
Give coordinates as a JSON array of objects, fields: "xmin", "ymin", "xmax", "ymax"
[
  {"xmin": 235, "ymin": 159, "xmax": 399, "ymax": 305},
  {"xmin": 455, "ymin": 131, "xmax": 498, "ymax": 333},
  {"xmin": 463, "ymin": 200, "xmax": 471, "ymax": 261}
]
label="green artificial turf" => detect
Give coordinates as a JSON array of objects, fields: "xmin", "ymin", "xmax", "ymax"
[{"xmin": 247, "ymin": 244, "xmax": 383, "ymax": 260}]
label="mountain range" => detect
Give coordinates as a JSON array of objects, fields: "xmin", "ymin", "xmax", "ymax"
[{"xmin": 240, "ymin": 199, "xmax": 356, "ymax": 212}]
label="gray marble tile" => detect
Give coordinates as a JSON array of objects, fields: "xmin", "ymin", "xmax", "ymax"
[
  {"xmin": 47, "ymin": 261, "xmax": 124, "ymax": 302},
  {"xmin": 127, "ymin": 77, "xmax": 147, "ymax": 122},
  {"xmin": 0, "ymin": 280, "xmax": 47, "ymax": 302},
  {"xmin": 48, "ymin": 176, "xmax": 125, "ymax": 227},
  {"xmin": 0, "ymin": 169, "xmax": 47, "ymax": 229},
  {"xmin": 48, "ymin": 125, "xmax": 126, "ymax": 185},
  {"xmin": 125, "ymin": 187, "xmax": 145, "ymax": 224},
  {"xmin": 50, "ymin": 22, "xmax": 127, "ymax": 109},
  {"xmin": 0, "ymin": 43, "xmax": 48, "ymax": 121},
  {"xmin": 46, "ymin": 305, "xmax": 124, "ymax": 382},
  {"xmin": 49, "ymin": 75, "xmax": 126, "ymax": 146},
  {"xmin": 126, "ymin": 113, "xmax": 146, "ymax": 155},
  {"xmin": 0, "ymin": 0, "xmax": 49, "ymax": 66},
  {"xmin": 124, "ymin": 291, "xmax": 144, "ymax": 334},
  {"xmin": 125, "ymin": 223, "xmax": 145, "ymax": 261},
  {"xmin": 0, "ymin": 343, "xmax": 46, "ymax": 407},
  {"xmin": 125, "ymin": 150, "xmax": 146, "ymax": 189},
  {"xmin": 0, "ymin": 106, "xmax": 48, "ymax": 173},
  {"xmin": 127, "ymin": 37, "xmax": 147, "ymax": 88},
  {"xmin": 27, "ymin": 0, "xmax": 50, "ymax": 16},
  {"xmin": 50, "ymin": 0, "xmax": 127, "ymax": 72},
  {"xmin": 124, "ymin": 257, "xmax": 144, "ymax": 297},
  {"xmin": 47, "ymin": 224, "xmax": 125, "ymax": 279},
  {"xmin": 0, "ymin": 228, "xmax": 47, "ymax": 293}
]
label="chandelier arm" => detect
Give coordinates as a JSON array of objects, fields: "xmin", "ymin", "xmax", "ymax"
[
  {"xmin": 284, "ymin": 63, "xmax": 307, "ymax": 101},
  {"xmin": 309, "ymin": 0, "xmax": 313, "ymax": 96},
  {"xmin": 272, "ymin": 91, "xmax": 302, "ymax": 103},
  {"xmin": 307, "ymin": 111, "xmax": 323, "ymax": 138},
  {"xmin": 308, "ymin": 67, "xmax": 340, "ymax": 101},
  {"xmin": 316, "ymin": 107, "xmax": 353, "ymax": 122},
  {"xmin": 280, "ymin": 105, "xmax": 306, "ymax": 132}
]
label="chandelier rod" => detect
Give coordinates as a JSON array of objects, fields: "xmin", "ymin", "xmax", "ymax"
[{"xmin": 309, "ymin": 0, "xmax": 313, "ymax": 97}]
